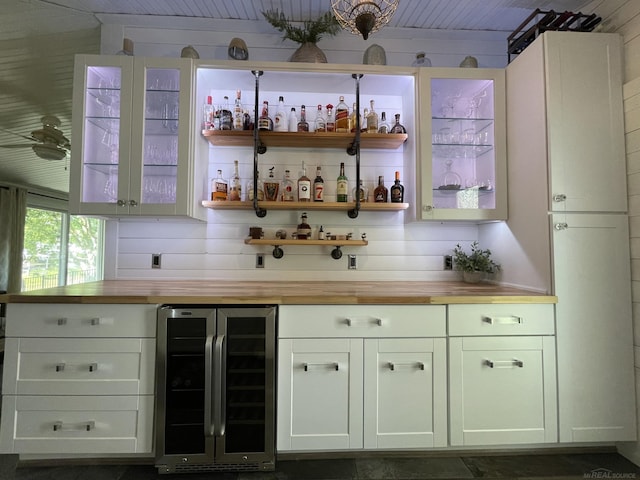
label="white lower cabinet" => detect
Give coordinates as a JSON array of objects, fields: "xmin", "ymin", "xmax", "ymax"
[{"xmin": 277, "ymin": 305, "xmax": 447, "ymax": 452}]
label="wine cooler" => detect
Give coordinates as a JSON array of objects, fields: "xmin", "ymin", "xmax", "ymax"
[{"xmin": 155, "ymin": 305, "xmax": 276, "ymax": 473}]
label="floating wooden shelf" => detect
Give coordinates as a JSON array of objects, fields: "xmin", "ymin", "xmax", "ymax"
[
  {"xmin": 202, "ymin": 130, "xmax": 408, "ymax": 150},
  {"xmin": 244, "ymin": 238, "xmax": 368, "ymax": 247},
  {"xmin": 202, "ymin": 201, "xmax": 409, "ymax": 211}
]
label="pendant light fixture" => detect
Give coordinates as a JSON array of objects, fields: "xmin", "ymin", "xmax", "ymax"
[{"xmin": 331, "ymin": 0, "xmax": 400, "ymax": 40}]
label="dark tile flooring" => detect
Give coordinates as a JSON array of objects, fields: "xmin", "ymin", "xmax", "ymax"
[{"xmin": 0, "ymin": 452, "xmax": 638, "ymax": 480}]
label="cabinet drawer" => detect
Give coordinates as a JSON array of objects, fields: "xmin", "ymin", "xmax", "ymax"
[
  {"xmin": 448, "ymin": 304, "xmax": 554, "ymax": 336},
  {"xmin": 6, "ymin": 304, "xmax": 157, "ymax": 338},
  {"xmin": 0, "ymin": 395, "xmax": 154, "ymax": 454},
  {"xmin": 2, "ymin": 338, "xmax": 155, "ymax": 395},
  {"xmin": 279, "ymin": 305, "xmax": 446, "ymax": 338}
]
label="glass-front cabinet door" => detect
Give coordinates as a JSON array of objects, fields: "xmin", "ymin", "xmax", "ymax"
[
  {"xmin": 418, "ymin": 69, "xmax": 506, "ymax": 221},
  {"xmin": 70, "ymin": 55, "xmax": 200, "ymax": 218}
]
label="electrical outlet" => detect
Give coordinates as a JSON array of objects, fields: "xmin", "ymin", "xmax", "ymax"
[
  {"xmin": 152, "ymin": 253, "xmax": 162, "ymax": 269},
  {"xmin": 348, "ymin": 255, "xmax": 357, "ymax": 270},
  {"xmin": 444, "ymin": 255, "xmax": 453, "ymax": 270},
  {"xmin": 256, "ymin": 253, "xmax": 265, "ymax": 268}
]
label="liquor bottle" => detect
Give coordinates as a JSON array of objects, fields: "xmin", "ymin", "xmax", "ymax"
[
  {"xmin": 349, "ymin": 102, "xmax": 358, "ymax": 133},
  {"xmin": 203, "ymin": 95, "xmax": 214, "ymax": 130},
  {"xmin": 220, "ymin": 96, "xmax": 233, "ymax": 130},
  {"xmin": 378, "ymin": 111, "xmax": 390, "ymax": 134},
  {"xmin": 336, "ymin": 162, "xmax": 348, "ymax": 202},
  {"xmin": 211, "ymin": 169, "xmax": 228, "ymax": 201},
  {"xmin": 373, "ymin": 175, "xmax": 388, "ymax": 202},
  {"xmin": 313, "ymin": 166, "xmax": 324, "ymax": 202},
  {"xmin": 390, "ymin": 171, "xmax": 405, "ymax": 203},
  {"xmin": 229, "ymin": 160, "xmax": 242, "ymax": 201},
  {"xmin": 361, "ymin": 107, "xmax": 369, "ymax": 132},
  {"xmin": 247, "ymin": 171, "xmax": 264, "ymax": 201},
  {"xmin": 367, "ymin": 100, "xmax": 379, "ymax": 133},
  {"xmin": 296, "ymin": 212, "xmax": 312, "ymax": 240},
  {"xmin": 233, "ymin": 89, "xmax": 244, "ymax": 130},
  {"xmin": 390, "ymin": 113, "xmax": 407, "ymax": 134},
  {"xmin": 264, "ymin": 166, "xmax": 280, "ymax": 201},
  {"xmin": 258, "ymin": 101, "xmax": 273, "ymax": 131},
  {"xmin": 318, "ymin": 225, "xmax": 325, "ymax": 240},
  {"xmin": 335, "ymin": 95, "xmax": 349, "ymax": 132},
  {"xmin": 352, "ymin": 179, "xmax": 368, "ymax": 203},
  {"xmin": 297, "ymin": 161, "xmax": 311, "ymax": 201},
  {"xmin": 314, "ymin": 104, "xmax": 326, "ymax": 132},
  {"xmin": 288, "ymin": 107, "xmax": 298, "ymax": 132},
  {"xmin": 274, "ymin": 95, "xmax": 287, "ymax": 132},
  {"xmin": 281, "ymin": 169, "xmax": 294, "ymax": 201},
  {"xmin": 213, "ymin": 101, "xmax": 221, "ymax": 131},
  {"xmin": 297, "ymin": 105, "xmax": 309, "ymax": 132},
  {"xmin": 325, "ymin": 104, "xmax": 335, "ymax": 132}
]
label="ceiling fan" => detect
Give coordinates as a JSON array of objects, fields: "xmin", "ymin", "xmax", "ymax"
[{"xmin": 0, "ymin": 115, "xmax": 70, "ymax": 160}]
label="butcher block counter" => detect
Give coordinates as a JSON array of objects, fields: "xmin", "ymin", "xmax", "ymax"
[{"xmin": 0, "ymin": 280, "xmax": 556, "ymax": 304}]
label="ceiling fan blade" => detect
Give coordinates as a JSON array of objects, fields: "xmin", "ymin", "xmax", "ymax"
[
  {"xmin": 0, "ymin": 125, "xmax": 36, "ymax": 142},
  {"xmin": 0, "ymin": 144, "xmax": 33, "ymax": 148}
]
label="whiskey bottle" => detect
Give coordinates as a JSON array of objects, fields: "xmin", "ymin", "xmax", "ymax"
[
  {"xmin": 349, "ymin": 102, "xmax": 358, "ymax": 133},
  {"xmin": 297, "ymin": 105, "xmax": 309, "ymax": 132},
  {"xmin": 367, "ymin": 100, "xmax": 379, "ymax": 133},
  {"xmin": 335, "ymin": 95, "xmax": 349, "ymax": 132},
  {"xmin": 297, "ymin": 161, "xmax": 311, "ymax": 201},
  {"xmin": 373, "ymin": 175, "xmax": 388, "ymax": 202},
  {"xmin": 274, "ymin": 96, "xmax": 287, "ymax": 132},
  {"xmin": 352, "ymin": 179, "xmax": 368, "ymax": 203},
  {"xmin": 296, "ymin": 212, "xmax": 312, "ymax": 240},
  {"xmin": 378, "ymin": 111, "xmax": 390, "ymax": 134},
  {"xmin": 229, "ymin": 160, "xmax": 242, "ymax": 201},
  {"xmin": 325, "ymin": 104, "xmax": 335, "ymax": 132},
  {"xmin": 211, "ymin": 169, "xmax": 228, "ymax": 201},
  {"xmin": 247, "ymin": 170, "xmax": 264, "ymax": 201},
  {"xmin": 258, "ymin": 101, "xmax": 273, "ymax": 131},
  {"xmin": 336, "ymin": 162, "xmax": 348, "ymax": 202},
  {"xmin": 313, "ymin": 166, "xmax": 324, "ymax": 202},
  {"xmin": 220, "ymin": 96, "xmax": 233, "ymax": 130},
  {"xmin": 314, "ymin": 104, "xmax": 326, "ymax": 132},
  {"xmin": 264, "ymin": 166, "xmax": 280, "ymax": 201},
  {"xmin": 233, "ymin": 90, "xmax": 244, "ymax": 130},
  {"xmin": 390, "ymin": 113, "xmax": 407, "ymax": 134},
  {"xmin": 281, "ymin": 169, "xmax": 294, "ymax": 202},
  {"xmin": 390, "ymin": 171, "xmax": 405, "ymax": 203}
]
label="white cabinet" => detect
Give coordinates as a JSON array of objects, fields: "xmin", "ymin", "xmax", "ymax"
[
  {"xmin": 448, "ymin": 304, "xmax": 557, "ymax": 446},
  {"xmin": 499, "ymin": 30, "xmax": 636, "ymax": 443},
  {"xmin": 70, "ymin": 55, "xmax": 206, "ymax": 219},
  {"xmin": 0, "ymin": 303, "xmax": 157, "ymax": 455},
  {"xmin": 277, "ymin": 305, "xmax": 447, "ymax": 451},
  {"xmin": 418, "ymin": 68, "xmax": 507, "ymax": 221}
]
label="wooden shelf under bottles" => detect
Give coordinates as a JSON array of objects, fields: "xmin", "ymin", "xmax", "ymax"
[
  {"xmin": 201, "ymin": 130, "xmax": 408, "ymax": 150},
  {"xmin": 202, "ymin": 201, "xmax": 409, "ymax": 211},
  {"xmin": 244, "ymin": 237, "xmax": 367, "ymax": 259}
]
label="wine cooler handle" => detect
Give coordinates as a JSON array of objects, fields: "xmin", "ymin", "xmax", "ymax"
[
  {"xmin": 214, "ymin": 334, "xmax": 226, "ymax": 437},
  {"xmin": 204, "ymin": 334, "xmax": 214, "ymax": 437}
]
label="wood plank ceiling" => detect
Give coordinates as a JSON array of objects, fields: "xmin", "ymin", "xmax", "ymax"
[{"xmin": 0, "ymin": 0, "xmax": 593, "ymax": 195}]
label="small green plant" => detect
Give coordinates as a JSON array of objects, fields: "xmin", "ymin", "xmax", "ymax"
[
  {"xmin": 452, "ymin": 241, "xmax": 501, "ymax": 274},
  {"xmin": 262, "ymin": 9, "xmax": 341, "ymax": 44}
]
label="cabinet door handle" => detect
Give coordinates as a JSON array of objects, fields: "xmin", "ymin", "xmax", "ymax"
[
  {"xmin": 129, "ymin": 199, "xmax": 138, "ymax": 207},
  {"xmin": 117, "ymin": 199, "xmax": 127, "ymax": 206},
  {"xmin": 345, "ymin": 317, "xmax": 383, "ymax": 326},
  {"xmin": 484, "ymin": 359, "xmax": 524, "ymax": 368},
  {"xmin": 552, "ymin": 193, "xmax": 567, "ymax": 202},
  {"xmin": 88, "ymin": 363, "xmax": 98, "ymax": 372},
  {"xmin": 90, "ymin": 317, "xmax": 101, "ymax": 326},
  {"xmin": 554, "ymin": 222, "xmax": 568, "ymax": 231},
  {"xmin": 55, "ymin": 363, "xmax": 66, "ymax": 372},
  {"xmin": 303, "ymin": 362, "xmax": 339, "ymax": 371},
  {"xmin": 482, "ymin": 315, "xmax": 523, "ymax": 325},
  {"xmin": 388, "ymin": 362, "xmax": 425, "ymax": 371},
  {"xmin": 53, "ymin": 421, "xmax": 95, "ymax": 432},
  {"xmin": 57, "ymin": 317, "xmax": 68, "ymax": 326}
]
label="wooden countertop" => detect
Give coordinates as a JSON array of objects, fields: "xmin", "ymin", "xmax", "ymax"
[{"xmin": 0, "ymin": 280, "xmax": 556, "ymax": 305}]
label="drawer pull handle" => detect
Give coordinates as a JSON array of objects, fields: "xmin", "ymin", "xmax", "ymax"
[
  {"xmin": 485, "ymin": 359, "xmax": 524, "ymax": 368},
  {"xmin": 345, "ymin": 317, "xmax": 383, "ymax": 326},
  {"xmin": 303, "ymin": 362, "xmax": 339, "ymax": 372},
  {"xmin": 482, "ymin": 315, "xmax": 523, "ymax": 325},
  {"xmin": 57, "ymin": 318, "xmax": 67, "ymax": 326},
  {"xmin": 53, "ymin": 421, "xmax": 95, "ymax": 432},
  {"xmin": 88, "ymin": 363, "xmax": 98, "ymax": 372},
  {"xmin": 90, "ymin": 318, "xmax": 101, "ymax": 326},
  {"xmin": 55, "ymin": 363, "xmax": 66, "ymax": 372},
  {"xmin": 388, "ymin": 362, "xmax": 425, "ymax": 371}
]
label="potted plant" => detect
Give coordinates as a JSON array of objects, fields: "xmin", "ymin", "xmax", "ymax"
[
  {"xmin": 452, "ymin": 241, "xmax": 501, "ymax": 283},
  {"xmin": 262, "ymin": 9, "xmax": 341, "ymax": 63}
]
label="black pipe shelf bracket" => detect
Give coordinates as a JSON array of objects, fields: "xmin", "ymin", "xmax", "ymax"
[
  {"xmin": 348, "ymin": 73, "xmax": 364, "ymax": 219},
  {"xmin": 251, "ymin": 70, "xmax": 267, "ymax": 218}
]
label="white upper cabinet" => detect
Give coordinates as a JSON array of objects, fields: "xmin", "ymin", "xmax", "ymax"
[
  {"xmin": 70, "ymin": 55, "xmax": 205, "ymax": 219},
  {"xmin": 418, "ymin": 68, "xmax": 507, "ymax": 221}
]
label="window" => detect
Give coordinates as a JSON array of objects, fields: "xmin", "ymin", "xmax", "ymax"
[{"xmin": 21, "ymin": 203, "xmax": 104, "ymax": 292}]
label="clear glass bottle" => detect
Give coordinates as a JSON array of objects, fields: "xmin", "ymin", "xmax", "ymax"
[
  {"xmin": 325, "ymin": 104, "xmax": 335, "ymax": 132},
  {"xmin": 349, "ymin": 102, "xmax": 358, "ymax": 133},
  {"xmin": 390, "ymin": 113, "xmax": 407, "ymax": 134},
  {"xmin": 220, "ymin": 96, "xmax": 233, "ymax": 130},
  {"xmin": 367, "ymin": 100, "xmax": 379, "ymax": 133},
  {"xmin": 297, "ymin": 161, "xmax": 311, "ymax": 201},
  {"xmin": 361, "ymin": 107, "xmax": 369, "ymax": 132},
  {"xmin": 203, "ymin": 95, "xmax": 214, "ymax": 130},
  {"xmin": 390, "ymin": 170, "xmax": 405, "ymax": 203},
  {"xmin": 229, "ymin": 160, "xmax": 242, "ymax": 201},
  {"xmin": 336, "ymin": 162, "xmax": 348, "ymax": 202},
  {"xmin": 373, "ymin": 175, "xmax": 388, "ymax": 202},
  {"xmin": 274, "ymin": 95, "xmax": 287, "ymax": 132},
  {"xmin": 314, "ymin": 104, "xmax": 326, "ymax": 132},
  {"xmin": 281, "ymin": 169, "xmax": 294, "ymax": 201},
  {"xmin": 233, "ymin": 89, "xmax": 244, "ymax": 130},
  {"xmin": 258, "ymin": 101, "xmax": 273, "ymax": 131},
  {"xmin": 288, "ymin": 107, "xmax": 298, "ymax": 132},
  {"xmin": 335, "ymin": 95, "xmax": 349, "ymax": 132},
  {"xmin": 211, "ymin": 169, "xmax": 228, "ymax": 201},
  {"xmin": 264, "ymin": 166, "xmax": 280, "ymax": 201},
  {"xmin": 352, "ymin": 179, "xmax": 368, "ymax": 203},
  {"xmin": 296, "ymin": 212, "xmax": 312, "ymax": 240},
  {"xmin": 297, "ymin": 105, "xmax": 309, "ymax": 132},
  {"xmin": 378, "ymin": 111, "xmax": 390, "ymax": 134},
  {"xmin": 247, "ymin": 170, "xmax": 265, "ymax": 201},
  {"xmin": 313, "ymin": 166, "xmax": 324, "ymax": 202}
]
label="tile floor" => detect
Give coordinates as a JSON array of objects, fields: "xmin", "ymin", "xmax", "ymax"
[{"xmin": 0, "ymin": 452, "xmax": 638, "ymax": 480}]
